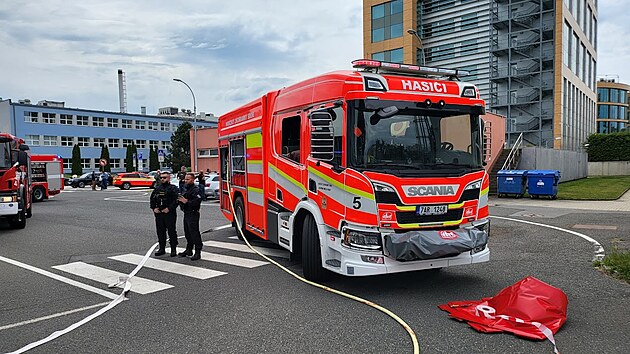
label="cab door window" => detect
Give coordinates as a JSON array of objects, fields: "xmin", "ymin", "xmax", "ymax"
[{"xmin": 281, "ymin": 115, "xmax": 301, "ymax": 163}]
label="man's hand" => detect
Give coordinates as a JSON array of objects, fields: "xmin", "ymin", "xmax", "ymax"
[
  {"xmin": 162, "ymin": 208, "xmax": 169, "ymax": 213},
  {"xmin": 153, "ymin": 208, "xmax": 161, "ymax": 214},
  {"xmin": 178, "ymin": 196, "xmax": 188, "ymax": 204}
]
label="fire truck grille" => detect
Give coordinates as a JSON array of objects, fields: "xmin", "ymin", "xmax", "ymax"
[{"xmin": 396, "ymin": 209, "xmax": 463, "ymax": 224}]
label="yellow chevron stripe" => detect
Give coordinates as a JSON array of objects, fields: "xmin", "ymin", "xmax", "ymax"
[
  {"xmin": 269, "ymin": 164, "xmax": 307, "ymax": 194},
  {"xmin": 307, "ymin": 166, "xmax": 375, "ymax": 200},
  {"xmin": 246, "ymin": 132, "xmax": 262, "ymax": 149}
]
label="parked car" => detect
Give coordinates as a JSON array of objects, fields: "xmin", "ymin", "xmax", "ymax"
[
  {"xmin": 113, "ymin": 172, "xmax": 156, "ymax": 190},
  {"xmin": 204, "ymin": 174, "xmax": 220, "ymax": 199},
  {"xmin": 68, "ymin": 172, "xmax": 114, "ymax": 188}
]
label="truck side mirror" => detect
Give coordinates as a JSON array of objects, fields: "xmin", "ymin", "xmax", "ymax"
[
  {"xmin": 17, "ymin": 151, "xmax": 28, "ymax": 166},
  {"xmin": 309, "ymin": 111, "xmax": 334, "ymax": 162},
  {"xmin": 19, "ymin": 144, "xmax": 30, "ymax": 151}
]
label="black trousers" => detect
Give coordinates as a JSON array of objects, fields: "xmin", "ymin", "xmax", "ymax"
[
  {"xmin": 183, "ymin": 211, "xmax": 203, "ymax": 252},
  {"xmin": 155, "ymin": 212, "xmax": 178, "ymax": 249}
]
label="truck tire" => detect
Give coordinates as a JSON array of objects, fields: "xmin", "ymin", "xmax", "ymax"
[
  {"xmin": 302, "ymin": 214, "xmax": 325, "ymax": 281},
  {"xmin": 9, "ymin": 209, "xmax": 26, "ymax": 229},
  {"xmin": 33, "ymin": 187, "xmax": 46, "ymax": 202},
  {"xmin": 78, "ymin": 181, "xmax": 85, "ymax": 188},
  {"xmin": 233, "ymin": 196, "xmax": 247, "ymax": 240}
]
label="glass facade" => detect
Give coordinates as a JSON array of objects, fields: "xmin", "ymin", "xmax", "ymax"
[
  {"xmin": 372, "ymin": 48, "xmax": 404, "ymax": 63},
  {"xmin": 596, "ymin": 84, "xmax": 630, "ymax": 133},
  {"xmin": 371, "ymin": 0, "xmax": 403, "ymax": 43}
]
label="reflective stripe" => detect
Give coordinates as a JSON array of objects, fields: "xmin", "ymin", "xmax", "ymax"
[
  {"xmin": 308, "ymin": 169, "xmax": 377, "ymax": 214},
  {"xmin": 478, "ymin": 187, "xmax": 489, "ymax": 208},
  {"xmin": 246, "ymin": 132, "xmax": 263, "ymax": 148},
  {"xmin": 268, "ymin": 164, "xmax": 307, "ymax": 198},
  {"xmin": 307, "ymin": 166, "xmax": 375, "ymax": 201},
  {"xmin": 247, "ymin": 186, "xmax": 264, "ymax": 206},
  {"xmin": 448, "ymin": 202, "xmax": 465, "ymax": 210},
  {"xmin": 247, "ymin": 160, "xmax": 263, "ymax": 174}
]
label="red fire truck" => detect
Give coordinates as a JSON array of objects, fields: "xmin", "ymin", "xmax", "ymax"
[
  {"xmin": 31, "ymin": 154, "xmax": 64, "ymax": 202},
  {"xmin": 0, "ymin": 133, "xmax": 32, "ymax": 229},
  {"xmin": 218, "ymin": 59, "xmax": 490, "ymax": 280}
]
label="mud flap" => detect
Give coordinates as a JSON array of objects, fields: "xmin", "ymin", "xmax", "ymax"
[{"xmin": 384, "ymin": 227, "xmax": 488, "ymax": 261}]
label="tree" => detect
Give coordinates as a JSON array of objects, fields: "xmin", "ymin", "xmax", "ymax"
[
  {"xmin": 99, "ymin": 145, "xmax": 111, "ymax": 172},
  {"xmin": 125, "ymin": 144, "xmax": 138, "ymax": 172},
  {"xmin": 149, "ymin": 147, "xmax": 160, "ymax": 171},
  {"xmin": 165, "ymin": 121, "xmax": 192, "ymax": 171},
  {"xmin": 71, "ymin": 144, "xmax": 82, "ymax": 175}
]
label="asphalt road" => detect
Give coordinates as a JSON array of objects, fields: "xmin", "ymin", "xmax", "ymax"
[{"xmin": 0, "ymin": 188, "xmax": 628, "ymax": 353}]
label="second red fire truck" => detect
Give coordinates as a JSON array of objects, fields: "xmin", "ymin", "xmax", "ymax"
[
  {"xmin": 31, "ymin": 154, "xmax": 64, "ymax": 202},
  {"xmin": 218, "ymin": 59, "xmax": 490, "ymax": 280}
]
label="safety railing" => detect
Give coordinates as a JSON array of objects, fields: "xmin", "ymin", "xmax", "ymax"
[{"xmin": 501, "ymin": 132, "xmax": 523, "ymax": 170}]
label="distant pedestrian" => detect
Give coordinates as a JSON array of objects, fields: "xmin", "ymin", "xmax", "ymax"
[
  {"xmin": 178, "ymin": 173, "xmax": 203, "ymax": 260},
  {"xmin": 197, "ymin": 172, "xmax": 206, "ymax": 201},
  {"xmin": 150, "ymin": 172, "xmax": 179, "ymax": 256},
  {"xmin": 100, "ymin": 172, "xmax": 108, "ymax": 190},
  {"xmin": 177, "ymin": 166, "xmax": 186, "ymax": 192},
  {"xmin": 91, "ymin": 171, "xmax": 98, "ymax": 190}
]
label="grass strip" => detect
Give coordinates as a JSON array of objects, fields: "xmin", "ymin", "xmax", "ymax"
[{"xmin": 558, "ymin": 176, "xmax": 630, "ymax": 200}]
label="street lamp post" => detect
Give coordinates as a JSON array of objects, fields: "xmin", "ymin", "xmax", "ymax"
[
  {"xmin": 173, "ymin": 78, "xmax": 197, "ymax": 171},
  {"xmin": 407, "ymin": 29, "xmax": 426, "ymax": 66}
]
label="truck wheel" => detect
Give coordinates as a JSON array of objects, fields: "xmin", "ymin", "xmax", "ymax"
[
  {"xmin": 122, "ymin": 182, "xmax": 131, "ymax": 190},
  {"xmin": 33, "ymin": 187, "xmax": 46, "ymax": 202},
  {"xmin": 78, "ymin": 181, "xmax": 85, "ymax": 188},
  {"xmin": 9, "ymin": 209, "xmax": 26, "ymax": 229},
  {"xmin": 302, "ymin": 214, "xmax": 325, "ymax": 281},
  {"xmin": 233, "ymin": 196, "xmax": 247, "ymax": 240}
]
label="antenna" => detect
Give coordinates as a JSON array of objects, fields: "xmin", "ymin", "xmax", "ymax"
[{"xmin": 117, "ymin": 69, "xmax": 127, "ymax": 113}]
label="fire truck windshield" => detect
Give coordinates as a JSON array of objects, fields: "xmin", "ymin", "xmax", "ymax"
[
  {"xmin": 0, "ymin": 142, "xmax": 12, "ymax": 169},
  {"xmin": 348, "ymin": 99, "xmax": 483, "ymax": 175}
]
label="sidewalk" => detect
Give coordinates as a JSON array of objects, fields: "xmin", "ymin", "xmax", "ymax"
[{"xmin": 489, "ymin": 189, "xmax": 630, "ymax": 212}]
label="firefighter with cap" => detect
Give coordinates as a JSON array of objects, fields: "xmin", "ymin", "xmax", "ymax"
[
  {"xmin": 150, "ymin": 171, "xmax": 179, "ymax": 256},
  {"xmin": 177, "ymin": 173, "xmax": 203, "ymax": 260}
]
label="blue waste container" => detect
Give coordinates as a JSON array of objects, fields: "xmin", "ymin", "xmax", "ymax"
[
  {"xmin": 497, "ymin": 170, "xmax": 527, "ymax": 198},
  {"xmin": 526, "ymin": 170, "xmax": 561, "ymax": 199}
]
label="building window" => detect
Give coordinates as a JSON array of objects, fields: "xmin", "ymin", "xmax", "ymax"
[
  {"xmin": 42, "ymin": 112, "xmax": 56, "ymax": 124},
  {"xmin": 372, "ymin": 48, "xmax": 404, "ymax": 63},
  {"xmin": 122, "ymin": 119, "xmax": 133, "ymax": 129},
  {"xmin": 77, "ymin": 137, "xmax": 90, "ymax": 147},
  {"xmin": 160, "ymin": 122, "xmax": 170, "ymax": 131},
  {"xmin": 161, "ymin": 141, "xmax": 171, "ymax": 150},
  {"xmin": 108, "ymin": 138, "xmax": 120, "ymax": 148},
  {"xmin": 610, "ymin": 89, "xmax": 620, "ymax": 103},
  {"xmin": 63, "ymin": 160, "xmax": 71, "ymax": 170},
  {"xmin": 76, "ymin": 115, "xmax": 89, "ymax": 126},
  {"xmin": 149, "ymin": 140, "xmax": 159, "ymax": 150},
  {"xmin": 427, "ymin": 44, "xmax": 455, "ymax": 61},
  {"xmin": 122, "ymin": 139, "xmax": 134, "ymax": 147},
  {"xmin": 198, "ymin": 148, "xmax": 219, "ymax": 157},
  {"xmin": 460, "ymin": 39, "xmax": 478, "ymax": 55},
  {"xmin": 461, "ymin": 13, "xmax": 477, "ymax": 31},
  {"xmin": 147, "ymin": 121, "xmax": 158, "ymax": 130},
  {"xmin": 135, "ymin": 120, "xmax": 146, "ymax": 130},
  {"xmin": 135, "ymin": 139, "xmax": 146, "ymax": 149},
  {"xmin": 24, "ymin": 111, "xmax": 39, "ymax": 123},
  {"xmin": 171, "ymin": 124, "xmax": 180, "ymax": 132},
  {"xmin": 93, "ymin": 138, "xmax": 106, "ymax": 147},
  {"xmin": 371, "ymin": 0, "xmax": 403, "ymax": 43},
  {"xmin": 43, "ymin": 135, "xmax": 58, "ymax": 146},
  {"xmin": 81, "ymin": 158, "xmax": 91, "ymax": 170},
  {"xmin": 25, "ymin": 134, "xmax": 40, "ymax": 146},
  {"xmin": 60, "ymin": 114, "xmax": 73, "ymax": 124},
  {"xmin": 107, "ymin": 118, "xmax": 119, "ymax": 128},
  {"xmin": 61, "ymin": 136, "xmax": 74, "ymax": 146},
  {"xmin": 92, "ymin": 117, "xmax": 105, "ymax": 127},
  {"xmin": 110, "ymin": 159, "xmax": 121, "ymax": 169},
  {"xmin": 598, "ymin": 88, "xmax": 609, "ymax": 102}
]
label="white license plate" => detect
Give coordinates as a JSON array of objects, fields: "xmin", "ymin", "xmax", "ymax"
[{"xmin": 416, "ymin": 205, "xmax": 448, "ymax": 216}]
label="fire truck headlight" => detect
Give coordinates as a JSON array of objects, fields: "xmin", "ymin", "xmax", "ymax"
[
  {"xmin": 1, "ymin": 196, "xmax": 17, "ymax": 202},
  {"xmin": 343, "ymin": 230, "xmax": 382, "ymax": 251},
  {"xmin": 464, "ymin": 180, "xmax": 482, "ymax": 190},
  {"xmin": 373, "ymin": 182, "xmax": 395, "ymax": 193}
]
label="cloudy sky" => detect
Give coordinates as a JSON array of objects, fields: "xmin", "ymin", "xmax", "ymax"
[{"xmin": 0, "ymin": 1, "xmax": 627, "ymax": 117}]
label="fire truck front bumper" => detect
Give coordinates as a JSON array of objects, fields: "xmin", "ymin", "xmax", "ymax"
[
  {"xmin": 0, "ymin": 200, "xmax": 19, "ymax": 216},
  {"xmin": 327, "ymin": 220, "xmax": 490, "ymax": 276}
]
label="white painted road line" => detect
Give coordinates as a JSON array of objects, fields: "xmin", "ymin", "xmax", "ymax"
[
  {"xmin": 204, "ymin": 240, "xmax": 290, "ymax": 259},
  {"xmin": 0, "ymin": 256, "xmax": 118, "ymax": 300},
  {"xmin": 175, "ymin": 248, "xmax": 268, "ymax": 268},
  {"xmin": 52, "ymin": 262, "xmax": 173, "ymax": 295},
  {"xmin": 109, "ymin": 254, "xmax": 227, "ymax": 280},
  {"xmin": 228, "ymin": 236, "xmax": 238, "ymax": 240},
  {"xmin": 0, "ymin": 302, "xmax": 110, "ymax": 332}
]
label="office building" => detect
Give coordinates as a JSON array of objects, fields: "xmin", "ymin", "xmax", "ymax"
[
  {"xmin": 363, "ymin": 0, "xmax": 492, "ymax": 103},
  {"xmin": 596, "ymin": 78, "xmax": 629, "ymax": 133},
  {"xmin": 490, "ymin": 0, "xmax": 597, "ymax": 150},
  {"xmin": 0, "ymin": 99, "xmax": 216, "ymax": 173}
]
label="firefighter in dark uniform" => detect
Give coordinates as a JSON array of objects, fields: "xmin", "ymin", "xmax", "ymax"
[
  {"xmin": 150, "ymin": 172, "xmax": 179, "ymax": 256},
  {"xmin": 178, "ymin": 173, "xmax": 203, "ymax": 260}
]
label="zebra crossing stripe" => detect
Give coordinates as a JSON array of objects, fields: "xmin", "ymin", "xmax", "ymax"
[
  {"xmin": 52, "ymin": 262, "xmax": 173, "ymax": 295},
  {"xmin": 175, "ymin": 248, "xmax": 268, "ymax": 268},
  {"xmin": 204, "ymin": 240, "xmax": 289, "ymax": 259},
  {"xmin": 109, "ymin": 254, "xmax": 227, "ymax": 280}
]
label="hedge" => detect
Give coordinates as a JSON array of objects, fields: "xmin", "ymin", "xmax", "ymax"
[{"xmin": 586, "ymin": 132, "xmax": 630, "ymax": 162}]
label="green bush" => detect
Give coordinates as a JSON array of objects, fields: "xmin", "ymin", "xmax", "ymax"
[{"xmin": 586, "ymin": 132, "xmax": 630, "ymax": 162}]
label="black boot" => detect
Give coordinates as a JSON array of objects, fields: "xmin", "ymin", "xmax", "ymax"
[
  {"xmin": 155, "ymin": 248, "xmax": 166, "ymax": 256},
  {"xmin": 178, "ymin": 249, "xmax": 193, "ymax": 257},
  {"xmin": 170, "ymin": 247, "xmax": 177, "ymax": 257},
  {"xmin": 191, "ymin": 250, "xmax": 201, "ymax": 261}
]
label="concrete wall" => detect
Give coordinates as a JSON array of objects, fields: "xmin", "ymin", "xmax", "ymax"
[
  {"xmin": 588, "ymin": 161, "xmax": 630, "ymax": 176},
  {"xmin": 517, "ymin": 147, "xmax": 588, "ymax": 182}
]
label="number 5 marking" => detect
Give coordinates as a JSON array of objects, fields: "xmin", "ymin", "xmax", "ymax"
[{"xmin": 352, "ymin": 196, "xmax": 361, "ymax": 209}]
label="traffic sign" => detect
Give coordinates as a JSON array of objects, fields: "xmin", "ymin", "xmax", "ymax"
[
  {"xmin": 158, "ymin": 149, "xmax": 165, "ymax": 163},
  {"xmin": 99, "ymin": 159, "xmax": 107, "ymax": 167},
  {"xmin": 138, "ymin": 152, "xmax": 143, "ymax": 160}
]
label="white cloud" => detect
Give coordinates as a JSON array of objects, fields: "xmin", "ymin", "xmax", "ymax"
[{"xmin": 596, "ymin": 0, "xmax": 630, "ymax": 83}]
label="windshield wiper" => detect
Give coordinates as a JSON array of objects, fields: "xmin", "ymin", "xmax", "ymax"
[
  {"xmin": 366, "ymin": 163, "xmax": 419, "ymax": 169},
  {"xmin": 427, "ymin": 162, "xmax": 478, "ymax": 169}
]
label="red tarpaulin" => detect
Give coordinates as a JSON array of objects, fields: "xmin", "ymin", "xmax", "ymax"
[{"xmin": 439, "ymin": 276, "xmax": 567, "ymax": 353}]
